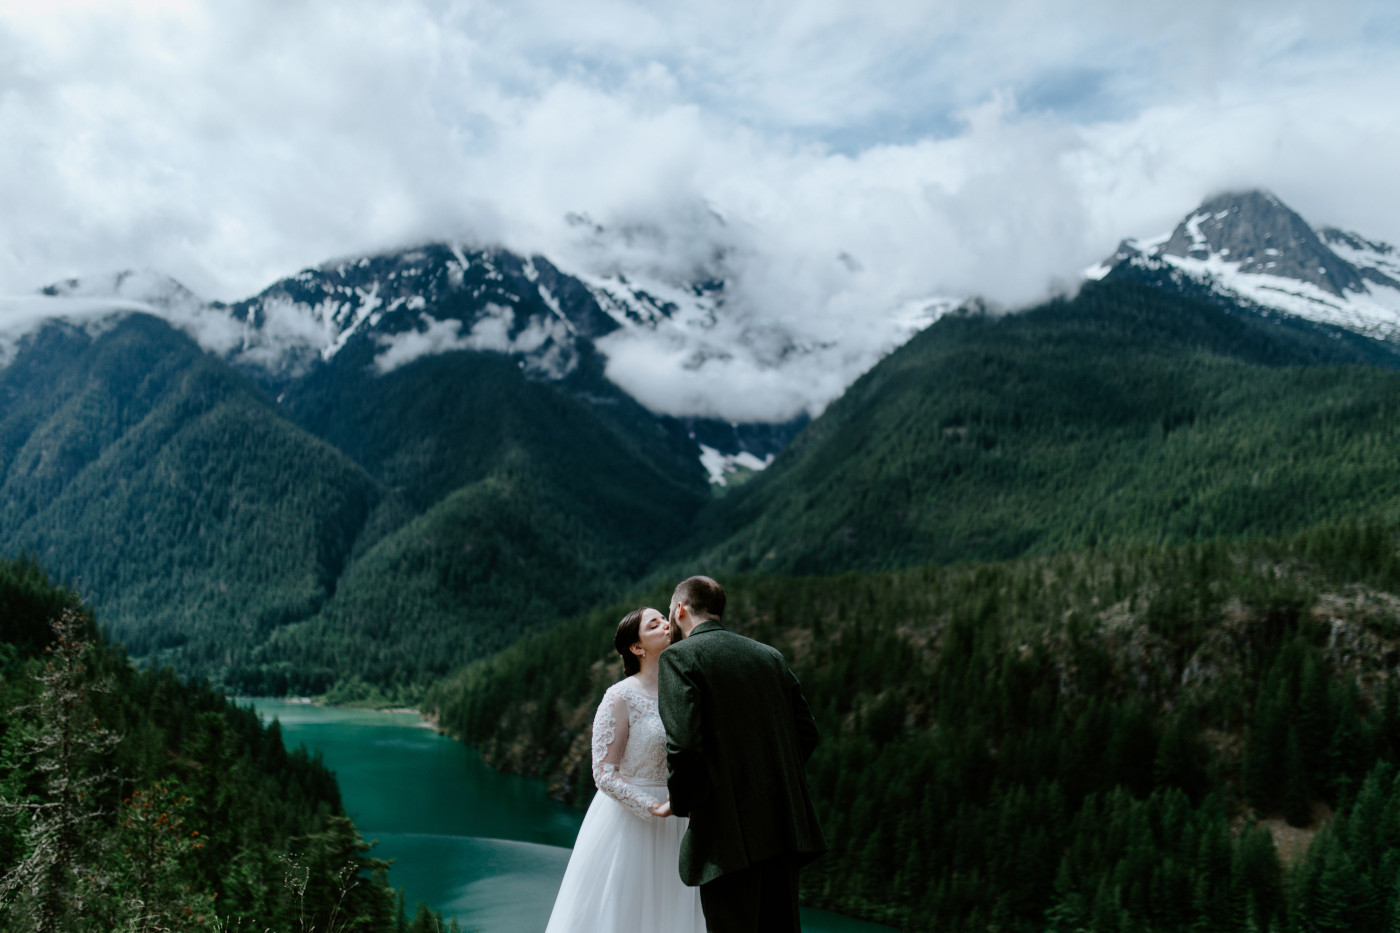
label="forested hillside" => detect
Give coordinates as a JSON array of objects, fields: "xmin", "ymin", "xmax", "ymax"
[
  {"xmin": 0, "ymin": 313, "xmax": 708, "ymax": 699},
  {"xmin": 12, "ymin": 278, "xmax": 1400, "ymax": 705},
  {"xmin": 685, "ymin": 279, "xmax": 1400, "ymax": 575},
  {"xmin": 427, "ymin": 519, "xmax": 1400, "ymax": 931},
  {"xmin": 227, "ymin": 342, "xmax": 708, "ymax": 699},
  {"xmin": 0, "ymin": 555, "xmax": 403, "ymax": 931},
  {"xmin": 0, "ymin": 316, "xmax": 385, "ymax": 671}
]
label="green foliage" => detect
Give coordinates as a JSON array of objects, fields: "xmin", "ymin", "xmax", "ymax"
[
  {"xmin": 0, "ymin": 315, "xmax": 383, "ymax": 678},
  {"xmin": 232, "ymin": 467, "xmax": 672, "ymax": 697},
  {"xmin": 429, "ymin": 518, "xmax": 1400, "ymax": 930},
  {"xmin": 0, "ymin": 314, "xmax": 708, "ymax": 695},
  {"xmin": 225, "ymin": 345, "xmax": 706, "ymax": 697},
  {"xmin": 278, "ymin": 816, "xmax": 397, "ymax": 933},
  {"xmin": 0, "ymin": 608, "xmax": 120, "ymax": 932},
  {"xmin": 687, "ymin": 280, "xmax": 1400, "ymax": 576},
  {"xmin": 14, "ymin": 281, "xmax": 1400, "ymax": 706},
  {"xmin": 0, "ymin": 558, "xmax": 399, "ymax": 932}
]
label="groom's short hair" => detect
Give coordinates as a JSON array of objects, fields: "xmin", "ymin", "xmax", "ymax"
[{"xmin": 674, "ymin": 575, "xmax": 726, "ymax": 620}]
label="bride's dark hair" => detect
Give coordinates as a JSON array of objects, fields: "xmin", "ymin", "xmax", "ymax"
[{"xmin": 614, "ymin": 609, "xmax": 645, "ymax": 676}]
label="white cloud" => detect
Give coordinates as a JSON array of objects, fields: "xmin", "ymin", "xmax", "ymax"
[
  {"xmin": 0, "ymin": 286, "xmax": 246, "ymax": 368},
  {"xmin": 373, "ymin": 315, "xmax": 476, "ymax": 374},
  {"xmin": 0, "ymin": 0, "xmax": 1396, "ymax": 418},
  {"xmin": 372, "ymin": 304, "xmax": 577, "ymax": 376}
]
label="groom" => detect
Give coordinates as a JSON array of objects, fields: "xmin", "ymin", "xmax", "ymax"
[{"xmin": 656, "ymin": 575, "xmax": 826, "ymax": 932}]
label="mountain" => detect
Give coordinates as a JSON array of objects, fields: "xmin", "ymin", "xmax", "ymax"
[
  {"xmin": 0, "ymin": 313, "xmax": 384, "ymax": 666},
  {"xmin": 40, "ymin": 268, "xmax": 209, "ymax": 317},
  {"xmin": 0, "ymin": 304, "xmax": 708, "ymax": 692},
  {"xmin": 215, "ymin": 240, "xmax": 835, "ymax": 473},
  {"xmin": 11, "ymin": 190, "xmax": 1400, "ymax": 698},
  {"xmin": 226, "ymin": 342, "xmax": 710, "ymax": 695},
  {"xmin": 1089, "ymin": 190, "xmax": 1400, "ymax": 340},
  {"xmin": 220, "ymin": 245, "xmax": 617, "ymax": 386},
  {"xmin": 680, "ymin": 277, "xmax": 1400, "ymax": 576}
]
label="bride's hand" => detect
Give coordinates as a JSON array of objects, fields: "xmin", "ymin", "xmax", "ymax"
[{"xmin": 649, "ymin": 799, "xmax": 673, "ymax": 818}]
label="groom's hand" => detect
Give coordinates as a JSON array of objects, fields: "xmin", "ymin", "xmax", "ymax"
[{"xmin": 649, "ymin": 799, "xmax": 673, "ymax": 818}]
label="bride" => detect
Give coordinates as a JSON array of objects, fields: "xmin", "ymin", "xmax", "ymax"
[{"xmin": 544, "ymin": 607, "xmax": 705, "ymax": 932}]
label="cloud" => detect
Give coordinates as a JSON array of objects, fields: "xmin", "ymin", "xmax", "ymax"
[
  {"xmin": 372, "ymin": 304, "xmax": 577, "ymax": 377},
  {"xmin": 0, "ymin": 287, "xmax": 246, "ymax": 368},
  {"xmin": 373, "ymin": 315, "xmax": 476, "ymax": 374},
  {"xmin": 0, "ymin": 0, "xmax": 1397, "ymax": 417}
]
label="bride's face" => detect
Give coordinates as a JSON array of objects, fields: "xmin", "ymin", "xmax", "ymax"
[{"xmin": 636, "ymin": 608, "xmax": 671, "ymax": 659}]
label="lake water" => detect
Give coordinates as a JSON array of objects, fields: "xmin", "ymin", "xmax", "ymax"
[{"xmin": 249, "ymin": 699, "xmax": 893, "ymax": 933}]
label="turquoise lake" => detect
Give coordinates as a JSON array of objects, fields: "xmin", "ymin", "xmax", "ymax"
[{"xmin": 249, "ymin": 699, "xmax": 893, "ymax": 932}]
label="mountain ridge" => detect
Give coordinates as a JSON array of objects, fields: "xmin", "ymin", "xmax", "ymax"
[
  {"xmin": 6, "ymin": 189, "xmax": 1400, "ymax": 697},
  {"xmin": 680, "ymin": 277, "xmax": 1400, "ymax": 577},
  {"xmin": 1090, "ymin": 189, "xmax": 1400, "ymax": 341}
]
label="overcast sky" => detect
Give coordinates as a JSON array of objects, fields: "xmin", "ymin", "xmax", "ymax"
[{"xmin": 2, "ymin": 0, "xmax": 1398, "ymax": 314}]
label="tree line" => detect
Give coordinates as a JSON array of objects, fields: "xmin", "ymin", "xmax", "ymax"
[
  {"xmin": 0, "ymin": 555, "xmax": 463, "ymax": 932},
  {"xmin": 427, "ymin": 517, "xmax": 1400, "ymax": 931}
]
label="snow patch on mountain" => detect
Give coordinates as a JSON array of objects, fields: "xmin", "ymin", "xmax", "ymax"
[
  {"xmin": 1097, "ymin": 245, "xmax": 1400, "ymax": 339},
  {"xmin": 1168, "ymin": 252, "xmax": 1400, "ymax": 338},
  {"xmin": 1320, "ymin": 228, "xmax": 1400, "ymax": 286},
  {"xmin": 573, "ymin": 269, "xmax": 720, "ymax": 331},
  {"xmin": 1089, "ymin": 192, "xmax": 1400, "ymax": 340},
  {"xmin": 17, "ymin": 239, "xmax": 959, "ymax": 430},
  {"xmin": 892, "ymin": 296, "xmax": 963, "ymax": 333}
]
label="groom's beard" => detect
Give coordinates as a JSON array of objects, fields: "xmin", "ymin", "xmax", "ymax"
[{"xmin": 670, "ymin": 624, "xmax": 685, "ymax": 646}]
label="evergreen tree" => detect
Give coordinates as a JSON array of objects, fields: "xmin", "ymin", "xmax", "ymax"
[
  {"xmin": 1283, "ymin": 726, "xmax": 1312, "ymax": 828},
  {"xmin": 0, "ymin": 609, "xmax": 120, "ymax": 932},
  {"xmin": 111, "ymin": 782, "xmax": 219, "ymax": 931}
]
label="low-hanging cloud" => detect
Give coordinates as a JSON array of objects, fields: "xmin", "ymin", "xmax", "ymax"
[{"xmin": 1, "ymin": 0, "xmax": 1397, "ymax": 419}]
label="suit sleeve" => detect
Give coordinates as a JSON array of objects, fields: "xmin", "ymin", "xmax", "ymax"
[
  {"xmin": 659, "ymin": 650, "xmax": 709, "ymax": 818},
  {"xmin": 787, "ymin": 664, "xmax": 820, "ymax": 764}
]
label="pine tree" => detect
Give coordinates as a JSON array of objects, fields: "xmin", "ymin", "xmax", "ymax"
[
  {"xmin": 283, "ymin": 814, "xmax": 396, "ymax": 932},
  {"xmin": 111, "ymin": 782, "xmax": 218, "ymax": 932},
  {"xmin": 1235, "ymin": 823, "xmax": 1283, "ymax": 932},
  {"xmin": 1284, "ymin": 726, "xmax": 1312, "ymax": 828},
  {"xmin": 1381, "ymin": 678, "xmax": 1400, "ymax": 763},
  {"xmin": 1387, "ymin": 868, "xmax": 1400, "ymax": 933},
  {"xmin": 0, "ymin": 609, "xmax": 120, "ymax": 932}
]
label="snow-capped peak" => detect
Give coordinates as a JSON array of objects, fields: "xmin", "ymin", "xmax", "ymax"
[
  {"xmin": 10, "ymin": 234, "xmax": 959, "ymax": 484},
  {"xmin": 1090, "ymin": 190, "xmax": 1400, "ymax": 340}
]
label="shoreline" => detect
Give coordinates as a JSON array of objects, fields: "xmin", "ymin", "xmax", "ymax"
[
  {"xmin": 238, "ymin": 695, "xmax": 448, "ymax": 734},
  {"xmin": 236, "ymin": 695, "xmax": 427, "ymax": 721}
]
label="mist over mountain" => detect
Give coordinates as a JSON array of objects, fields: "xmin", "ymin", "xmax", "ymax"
[
  {"xmin": 9, "ymin": 221, "xmax": 947, "ymax": 442},
  {"xmin": 5, "ymin": 187, "xmax": 1400, "ymax": 697}
]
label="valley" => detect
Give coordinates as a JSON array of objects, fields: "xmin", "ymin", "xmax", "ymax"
[{"xmin": 6, "ymin": 189, "xmax": 1400, "ymax": 930}]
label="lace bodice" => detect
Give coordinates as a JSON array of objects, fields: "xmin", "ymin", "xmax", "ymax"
[{"xmin": 591, "ymin": 679, "xmax": 668, "ymax": 821}]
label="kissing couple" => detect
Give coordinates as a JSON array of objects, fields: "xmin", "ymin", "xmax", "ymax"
[{"xmin": 545, "ymin": 575, "xmax": 827, "ymax": 933}]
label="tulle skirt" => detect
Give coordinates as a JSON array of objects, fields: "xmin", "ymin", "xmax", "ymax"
[{"xmin": 545, "ymin": 779, "xmax": 706, "ymax": 933}]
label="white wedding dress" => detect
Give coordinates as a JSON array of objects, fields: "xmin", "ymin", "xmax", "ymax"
[{"xmin": 544, "ymin": 677, "xmax": 706, "ymax": 932}]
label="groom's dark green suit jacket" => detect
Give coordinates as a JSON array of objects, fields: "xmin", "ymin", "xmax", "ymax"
[{"xmin": 658, "ymin": 620, "xmax": 827, "ymax": 887}]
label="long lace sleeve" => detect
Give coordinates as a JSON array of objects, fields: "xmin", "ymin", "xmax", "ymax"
[{"xmin": 591, "ymin": 688, "xmax": 661, "ymax": 821}]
